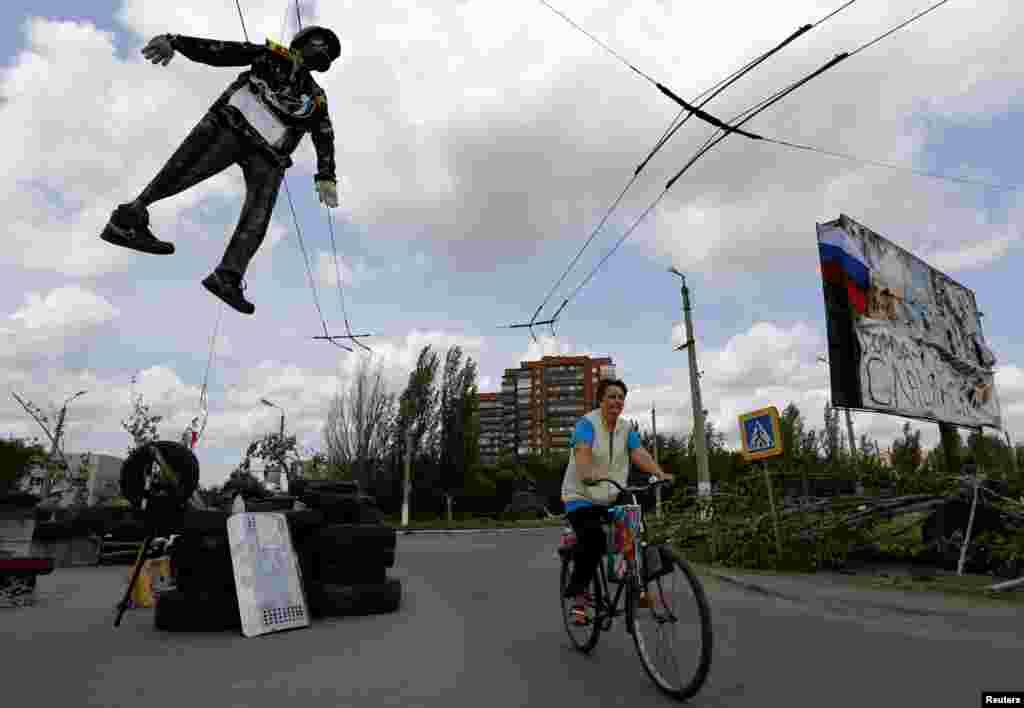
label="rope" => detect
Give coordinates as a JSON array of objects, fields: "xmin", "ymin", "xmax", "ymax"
[
  {"xmin": 283, "ymin": 178, "xmax": 353, "ymax": 352},
  {"xmin": 328, "ymin": 210, "xmax": 372, "ymax": 353},
  {"xmin": 233, "ymin": 0, "xmax": 250, "ymax": 42}
]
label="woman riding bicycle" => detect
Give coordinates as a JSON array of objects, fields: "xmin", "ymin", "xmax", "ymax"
[{"xmin": 561, "ymin": 378, "xmax": 673, "ymax": 625}]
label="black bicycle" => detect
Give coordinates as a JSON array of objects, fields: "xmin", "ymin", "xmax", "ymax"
[{"xmin": 558, "ymin": 477, "xmax": 713, "ymax": 701}]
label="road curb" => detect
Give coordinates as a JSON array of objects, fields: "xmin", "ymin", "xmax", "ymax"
[
  {"xmin": 397, "ymin": 526, "xmax": 561, "ymax": 536},
  {"xmin": 696, "ymin": 565, "xmax": 978, "ymax": 618}
]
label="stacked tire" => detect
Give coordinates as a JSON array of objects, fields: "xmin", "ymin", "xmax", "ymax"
[
  {"xmin": 154, "ymin": 484, "xmax": 401, "ymax": 631},
  {"xmin": 291, "ymin": 480, "xmax": 401, "ymax": 618},
  {"xmin": 302, "ymin": 524, "xmax": 401, "ymax": 617},
  {"xmin": 155, "ymin": 509, "xmax": 323, "ymax": 632}
]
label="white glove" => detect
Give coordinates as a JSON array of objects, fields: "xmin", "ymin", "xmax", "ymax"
[{"xmin": 315, "ymin": 179, "xmax": 339, "ymax": 208}]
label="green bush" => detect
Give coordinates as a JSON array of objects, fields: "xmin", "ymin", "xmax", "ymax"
[{"xmin": 647, "ymin": 470, "xmax": 882, "ymax": 572}]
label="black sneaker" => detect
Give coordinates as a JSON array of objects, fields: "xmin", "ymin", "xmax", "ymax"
[
  {"xmin": 202, "ymin": 270, "xmax": 255, "ymax": 315},
  {"xmin": 99, "ymin": 204, "xmax": 175, "ymax": 255}
]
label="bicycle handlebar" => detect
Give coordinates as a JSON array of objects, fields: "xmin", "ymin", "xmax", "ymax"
[{"xmin": 584, "ymin": 476, "xmax": 673, "ymax": 496}]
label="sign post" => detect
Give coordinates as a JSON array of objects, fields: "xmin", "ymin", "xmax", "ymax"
[{"xmin": 738, "ymin": 407, "xmax": 785, "ymax": 560}]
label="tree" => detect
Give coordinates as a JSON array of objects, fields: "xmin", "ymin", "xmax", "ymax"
[
  {"xmin": 238, "ymin": 432, "xmax": 300, "ymax": 486},
  {"xmin": 10, "ymin": 392, "xmax": 79, "ymax": 502},
  {"xmin": 822, "ymin": 403, "xmax": 841, "ymax": 461},
  {"xmin": 0, "ymin": 436, "xmax": 47, "ymax": 494},
  {"xmin": 890, "ymin": 422, "xmax": 923, "ymax": 480},
  {"xmin": 322, "ymin": 356, "xmax": 397, "ymax": 487},
  {"xmin": 437, "ymin": 345, "xmax": 480, "ymax": 519},
  {"xmin": 966, "ymin": 429, "xmax": 1011, "ymax": 476},
  {"xmin": 394, "ymin": 345, "xmax": 441, "ymax": 469},
  {"xmin": 121, "ymin": 382, "xmax": 163, "ymax": 454},
  {"xmin": 779, "ymin": 402, "xmax": 803, "ymax": 466}
]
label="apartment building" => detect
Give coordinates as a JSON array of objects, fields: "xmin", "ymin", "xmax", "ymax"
[
  {"xmin": 495, "ymin": 355, "xmax": 616, "ymax": 460},
  {"xmin": 478, "ymin": 392, "xmax": 503, "ymax": 465}
]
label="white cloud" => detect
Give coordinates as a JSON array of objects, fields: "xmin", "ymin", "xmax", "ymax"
[
  {"xmin": 927, "ymin": 234, "xmax": 1021, "ymax": 273},
  {"xmin": 315, "ymin": 250, "xmax": 378, "ymax": 289},
  {"xmin": 10, "ymin": 286, "xmax": 119, "ymax": 331},
  {"xmin": 1, "ymin": 286, "xmax": 119, "ymax": 368},
  {"xmin": 518, "ymin": 335, "xmax": 576, "ymax": 363},
  {"xmin": 624, "ymin": 321, "xmax": 1024, "ymax": 455}
]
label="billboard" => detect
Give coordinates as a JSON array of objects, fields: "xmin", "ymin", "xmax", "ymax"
[{"xmin": 816, "ymin": 214, "xmax": 1000, "ymax": 429}]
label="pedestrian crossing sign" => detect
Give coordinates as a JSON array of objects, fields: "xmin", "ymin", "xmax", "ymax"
[{"xmin": 738, "ymin": 407, "xmax": 783, "ymax": 461}]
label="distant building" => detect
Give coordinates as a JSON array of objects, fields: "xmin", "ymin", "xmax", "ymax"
[
  {"xmin": 20, "ymin": 452, "xmax": 125, "ymax": 507},
  {"xmin": 492, "ymin": 355, "xmax": 616, "ymax": 460},
  {"xmin": 478, "ymin": 393, "xmax": 503, "ymax": 465}
]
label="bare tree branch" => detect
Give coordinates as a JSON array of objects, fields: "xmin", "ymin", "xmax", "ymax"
[{"xmin": 323, "ymin": 357, "xmax": 397, "ymax": 486}]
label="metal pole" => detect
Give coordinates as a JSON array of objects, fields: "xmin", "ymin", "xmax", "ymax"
[
  {"xmin": 1005, "ymin": 430, "xmax": 1018, "ymax": 476},
  {"xmin": 957, "ymin": 470, "xmax": 981, "ymax": 577},
  {"xmin": 672, "ymin": 270, "xmax": 710, "ymax": 499},
  {"xmin": 401, "ymin": 428, "xmax": 413, "ymax": 528},
  {"xmin": 652, "ymin": 404, "xmax": 661, "ymax": 518},
  {"xmin": 845, "ymin": 408, "xmax": 857, "ymax": 457},
  {"xmin": 278, "ymin": 412, "xmax": 286, "ymax": 490},
  {"xmin": 762, "ymin": 462, "xmax": 784, "ymax": 560}
]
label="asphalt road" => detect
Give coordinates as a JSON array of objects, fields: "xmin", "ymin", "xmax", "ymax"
[{"xmin": 5, "ymin": 528, "xmax": 1021, "ymax": 707}]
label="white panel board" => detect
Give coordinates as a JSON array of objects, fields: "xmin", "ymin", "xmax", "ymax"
[{"xmin": 227, "ymin": 512, "xmax": 310, "ymax": 638}]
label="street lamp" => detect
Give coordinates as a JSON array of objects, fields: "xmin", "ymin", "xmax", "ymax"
[{"xmin": 260, "ymin": 398, "xmax": 286, "ymax": 490}]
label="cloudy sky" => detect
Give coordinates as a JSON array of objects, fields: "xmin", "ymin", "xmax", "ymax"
[{"xmin": 3, "ymin": 0, "xmax": 1022, "ymax": 487}]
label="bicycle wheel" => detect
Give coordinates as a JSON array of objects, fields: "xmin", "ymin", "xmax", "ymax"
[
  {"xmin": 559, "ymin": 550, "xmax": 602, "ymax": 653},
  {"xmin": 631, "ymin": 546, "xmax": 713, "ymax": 701}
]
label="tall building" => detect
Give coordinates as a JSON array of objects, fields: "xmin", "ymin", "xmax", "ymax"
[
  {"xmin": 496, "ymin": 355, "xmax": 616, "ymax": 459},
  {"xmin": 478, "ymin": 393, "xmax": 503, "ymax": 465}
]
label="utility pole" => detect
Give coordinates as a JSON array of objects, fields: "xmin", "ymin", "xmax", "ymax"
[
  {"xmin": 670, "ymin": 268, "xmax": 710, "ymax": 499},
  {"xmin": 401, "ymin": 428, "xmax": 413, "ymax": 528}
]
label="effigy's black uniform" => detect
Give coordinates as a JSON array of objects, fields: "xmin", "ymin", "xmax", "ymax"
[{"xmin": 103, "ymin": 33, "xmax": 337, "ymax": 311}]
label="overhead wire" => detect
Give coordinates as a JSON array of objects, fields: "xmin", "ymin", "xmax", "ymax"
[
  {"xmin": 525, "ymin": 0, "xmax": 861, "ymax": 328},
  {"xmin": 548, "ymin": 0, "xmax": 966, "ymax": 325},
  {"xmin": 759, "ymin": 138, "xmax": 1021, "ymax": 192}
]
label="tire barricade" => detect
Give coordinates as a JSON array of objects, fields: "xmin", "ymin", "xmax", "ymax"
[{"xmin": 154, "ymin": 484, "xmax": 401, "ymax": 632}]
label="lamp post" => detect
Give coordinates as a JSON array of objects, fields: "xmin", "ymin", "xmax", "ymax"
[
  {"xmin": 56, "ymin": 390, "xmax": 88, "ymax": 459},
  {"xmin": 260, "ymin": 398, "xmax": 286, "ymax": 490}
]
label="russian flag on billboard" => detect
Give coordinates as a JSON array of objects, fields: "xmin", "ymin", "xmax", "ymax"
[{"xmin": 817, "ymin": 224, "xmax": 868, "ymax": 314}]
